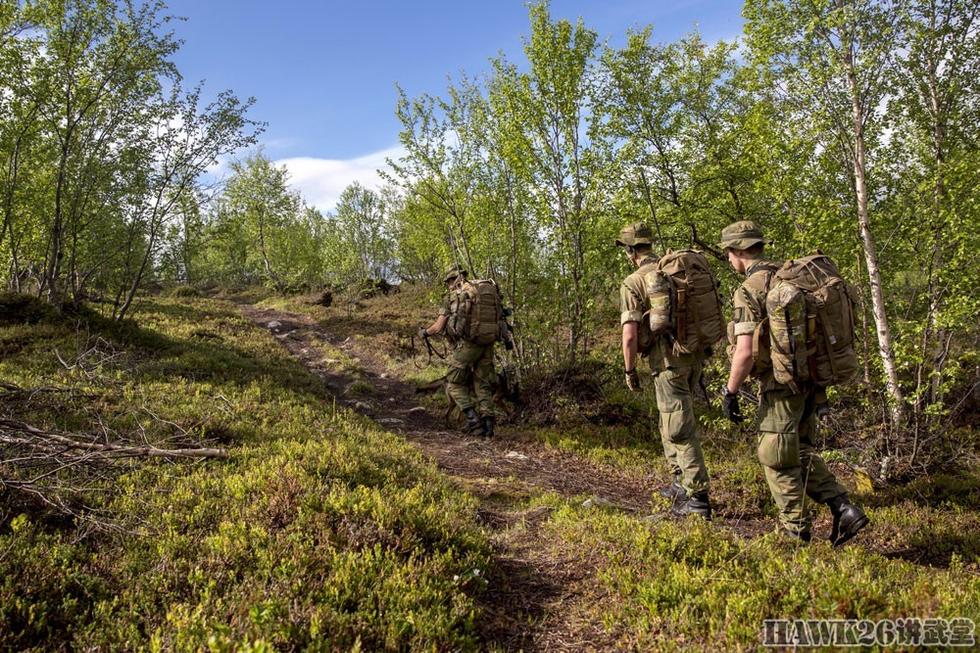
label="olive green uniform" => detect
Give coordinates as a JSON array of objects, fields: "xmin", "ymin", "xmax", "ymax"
[
  {"xmin": 621, "ymin": 256, "xmax": 709, "ymax": 495},
  {"xmin": 440, "ymin": 295, "xmax": 496, "ymax": 416},
  {"xmin": 731, "ymin": 259, "xmax": 846, "ymax": 535}
]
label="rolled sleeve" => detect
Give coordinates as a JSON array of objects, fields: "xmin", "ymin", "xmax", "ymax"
[
  {"xmin": 619, "ymin": 278, "xmax": 646, "ymax": 325},
  {"xmin": 733, "ymin": 320, "xmax": 757, "ymax": 337},
  {"xmin": 731, "ymin": 286, "xmax": 762, "ymax": 338},
  {"xmin": 621, "ymin": 309, "xmax": 644, "ymax": 325}
]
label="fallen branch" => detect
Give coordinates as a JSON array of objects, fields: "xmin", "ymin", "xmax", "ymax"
[
  {"xmin": 0, "ymin": 418, "xmax": 228, "ymax": 459},
  {"xmin": 0, "ymin": 380, "xmax": 80, "ymax": 399},
  {"xmin": 54, "ymin": 334, "xmax": 129, "ymax": 381}
]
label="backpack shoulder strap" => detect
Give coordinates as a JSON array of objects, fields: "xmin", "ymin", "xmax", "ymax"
[
  {"xmin": 745, "ymin": 261, "xmax": 779, "ymax": 292},
  {"xmin": 740, "ymin": 261, "xmax": 780, "ymax": 319},
  {"xmin": 763, "ymin": 268, "xmax": 776, "ymax": 293}
]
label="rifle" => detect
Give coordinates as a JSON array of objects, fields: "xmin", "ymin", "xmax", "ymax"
[
  {"xmin": 698, "ymin": 375, "xmax": 711, "ymax": 405},
  {"xmin": 412, "ymin": 331, "xmax": 447, "ymax": 369}
]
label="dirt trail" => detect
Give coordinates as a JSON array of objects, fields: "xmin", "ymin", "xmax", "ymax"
[
  {"xmin": 241, "ymin": 306, "xmax": 657, "ymax": 508},
  {"xmin": 239, "ymin": 303, "xmax": 761, "ymax": 650},
  {"xmin": 240, "ymin": 304, "xmax": 659, "ymax": 649}
]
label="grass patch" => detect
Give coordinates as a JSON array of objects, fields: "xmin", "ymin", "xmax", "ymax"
[
  {"xmin": 536, "ymin": 498, "xmax": 980, "ymax": 651},
  {"xmin": 0, "ymin": 292, "xmax": 58, "ymax": 325},
  {"xmin": 0, "ymin": 295, "xmax": 491, "ymax": 650},
  {"xmin": 256, "ymin": 284, "xmax": 451, "ymax": 388}
]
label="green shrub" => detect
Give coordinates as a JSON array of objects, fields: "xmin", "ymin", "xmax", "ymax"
[
  {"xmin": 0, "ymin": 292, "xmax": 57, "ymax": 325},
  {"xmin": 543, "ymin": 501, "xmax": 980, "ymax": 651},
  {"xmin": 165, "ymin": 285, "xmax": 203, "ymax": 298}
]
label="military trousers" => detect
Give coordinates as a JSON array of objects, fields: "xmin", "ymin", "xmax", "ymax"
[
  {"xmin": 653, "ymin": 359, "xmax": 709, "ymax": 494},
  {"xmin": 757, "ymin": 384, "xmax": 846, "ymax": 535},
  {"xmin": 446, "ymin": 340, "xmax": 496, "ymax": 416}
]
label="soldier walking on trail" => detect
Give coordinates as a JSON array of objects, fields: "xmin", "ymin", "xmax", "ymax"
[
  {"xmin": 616, "ymin": 223, "xmax": 714, "ymax": 520},
  {"xmin": 420, "ymin": 266, "xmax": 503, "ymax": 438},
  {"xmin": 719, "ymin": 220, "xmax": 869, "ymax": 545}
]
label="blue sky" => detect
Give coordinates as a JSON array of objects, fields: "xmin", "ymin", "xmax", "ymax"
[{"xmin": 166, "ymin": 0, "xmax": 745, "ymax": 209}]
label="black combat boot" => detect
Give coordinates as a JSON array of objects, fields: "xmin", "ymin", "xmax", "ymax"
[
  {"xmin": 659, "ymin": 475, "xmax": 686, "ymax": 500},
  {"xmin": 826, "ymin": 494, "xmax": 870, "ymax": 547},
  {"xmin": 671, "ymin": 490, "xmax": 712, "ymax": 521},
  {"xmin": 481, "ymin": 415, "xmax": 495, "ymax": 438},
  {"xmin": 463, "ymin": 408, "xmax": 482, "ymax": 435}
]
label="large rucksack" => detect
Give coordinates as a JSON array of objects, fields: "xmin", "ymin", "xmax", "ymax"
[
  {"xmin": 644, "ymin": 249, "xmax": 725, "ymax": 356},
  {"xmin": 448, "ymin": 279, "xmax": 503, "ymax": 346},
  {"xmin": 765, "ymin": 253, "xmax": 859, "ymax": 391}
]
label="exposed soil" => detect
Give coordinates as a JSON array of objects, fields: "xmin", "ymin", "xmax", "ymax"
[
  {"xmin": 239, "ymin": 305, "xmax": 662, "ymax": 510},
  {"xmin": 237, "ymin": 303, "xmax": 772, "ymax": 650}
]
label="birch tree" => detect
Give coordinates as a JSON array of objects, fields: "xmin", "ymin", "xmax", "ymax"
[
  {"xmin": 488, "ymin": 2, "xmax": 606, "ymax": 359},
  {"xmin": 745, "ymin": 0, "xmax": 907, "ymax": 424}
]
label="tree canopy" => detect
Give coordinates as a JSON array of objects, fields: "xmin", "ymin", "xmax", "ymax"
[{"xmin": 2, "ymin": 0, "xmax": 977, "ymax": 461}]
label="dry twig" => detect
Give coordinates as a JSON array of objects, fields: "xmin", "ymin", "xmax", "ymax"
[{"xmin": 0, "ymin": 418, "xmax": 227, "ymax": 460}]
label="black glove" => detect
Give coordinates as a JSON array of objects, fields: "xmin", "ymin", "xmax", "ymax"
[
  {"xmin": 722, "ymin": 388, "xmax": 745, "ymax": 423},
  {"xmin": 417, "ymin": 326, "xmax": 429, "ymax": 339},
  {"xmin": 625, "ymin": 369, "xmax": 641, "ymax": 392},
  {"xmin": 815, "ymin": 402, "xmax": 832, "ymax": 421}
]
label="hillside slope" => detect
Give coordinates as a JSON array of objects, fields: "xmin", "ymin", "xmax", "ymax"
[
  {"xmin": 254, "ymin": 286, "xmax": 980, "ymax": 650},
  {"xmin": 1, "ymin": 288, "xmax": 978, "ymax": 650}
]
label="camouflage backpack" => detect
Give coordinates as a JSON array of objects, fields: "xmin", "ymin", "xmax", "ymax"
[
  {"xmin": 765, "ymin": 253, "xmax": 860, "ymax": 391},
  {"xmin": 644, "ymin": 249, "xmax": 725, "ymax": 356},
  {"xmin": 448, "ymin": 279, "xmax": 503, "ymax": 346}
]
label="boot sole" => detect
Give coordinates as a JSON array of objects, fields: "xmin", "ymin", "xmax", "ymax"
[{"xmin": 832, "ymin": 515, "xmax": 870, "ymax": 547}]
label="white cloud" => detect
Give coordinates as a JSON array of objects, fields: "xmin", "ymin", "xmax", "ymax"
[
  {"xmin": 275, "ymin": 145, "xmax": 405, "ymax": 213},
  {"xmin": 205, "ymin": 152, "xmax": 234, "ymax": 179}
]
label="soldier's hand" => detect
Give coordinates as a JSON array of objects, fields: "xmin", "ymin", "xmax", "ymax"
[
  {"xmin": 625, "ymin": 369, "xmax": 641, "ymax": 392},
  {"xmin": 417, "ymin": 326, "xmax": 429, "ymax": 339},
  {"xmin": 815, "ymin": 403, "xmax": 832, "ymax": 422},
  {"xmin": 722, "ymin": 389, "xmax": 744, "ymax": 423}
]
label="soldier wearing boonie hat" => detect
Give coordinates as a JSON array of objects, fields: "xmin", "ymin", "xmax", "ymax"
[
  {"xmin": 616, "ymin": 222, "xmax": 711, "ymax": 519},
  {"xmin": 419, "ymin": 265, "xmax": 498, "ymax": 437},
  {"xmin": 615, "ymin": 222, "xmax": 654, "ymax": 248},
  {"xmin": 720, "ymin": 221, "xmax": 869, "ymax": 545},
  {"xmin": 442, "ymin": 265, "xmax": 468, "ymax": 284}
]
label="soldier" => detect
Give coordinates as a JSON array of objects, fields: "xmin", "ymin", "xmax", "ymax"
[
  {"xmin": 719, "ymin": 220, "xmax": 869, "ymax": 545},
  {"xmin": 617, "ymin": 223, "xmax": 712, "ymax": 520},
  {"xmin": 420, "ymin": 265, "xmax": 498, "ymax": 437}
]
